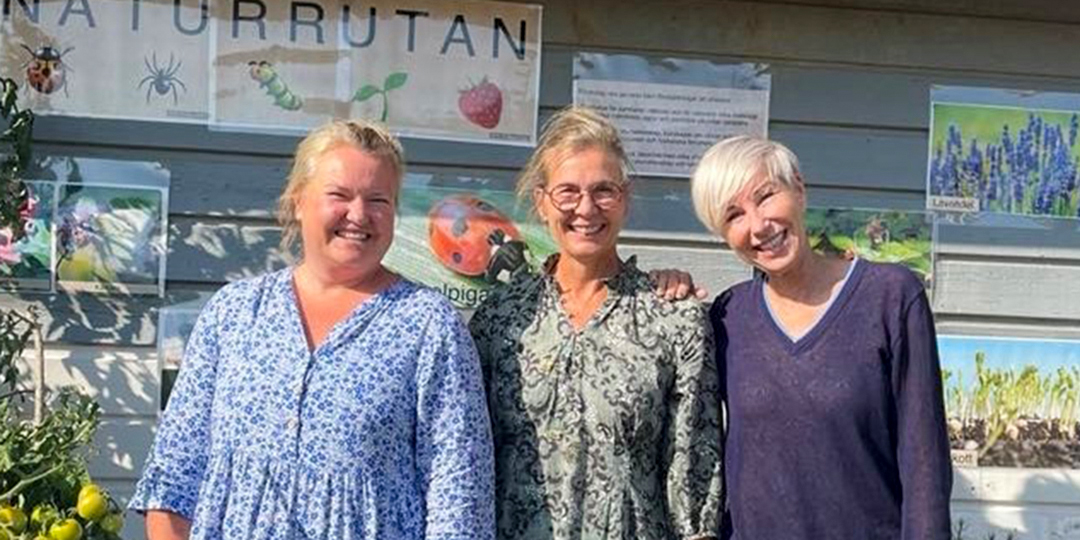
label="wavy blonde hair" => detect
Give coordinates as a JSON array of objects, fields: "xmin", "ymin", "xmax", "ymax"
[
  {"xmin": 277, "ymin": 119, "xmax": 405, "ymax": 257},
  {"xmin": 516, "ymin": 106, "xmax": 631, "ymax": 211}
]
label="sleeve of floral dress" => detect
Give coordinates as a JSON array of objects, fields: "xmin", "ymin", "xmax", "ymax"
[
  {"xmin": 417, "ymin": 301, "xmax": 496, "ymax": 540},
  {"xmin": 127, "ymin": 292, "xmax": 224, "ymax": 520},
  {"xmin": 665, "ymin": 302, "xmax": 724, "ymax": 539}
]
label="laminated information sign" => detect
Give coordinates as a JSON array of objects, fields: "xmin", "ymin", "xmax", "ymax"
[
  {"xmin": 574, "ymin": 52, "xmax": 770, "ymax": 177},
  {"xmin": 0, "ymin": 0, "xmax": 542, "ymax": 145}
]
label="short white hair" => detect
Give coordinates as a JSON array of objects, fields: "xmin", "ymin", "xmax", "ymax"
[{"xmin": 691, "ymin": 135, "xmax": 802, "ymax": 234}]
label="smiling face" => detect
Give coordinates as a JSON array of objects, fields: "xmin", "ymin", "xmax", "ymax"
[
  {"xmin": 721, "ymin": 173, "xmax": 809, "ymax": 277},
  {"xmin": 535, "ymin": 147, "xmax": 627, "ymax": 265},
  {"xmin": 296, "ymin": 145, "xmax": 398, "ymax": 283}
]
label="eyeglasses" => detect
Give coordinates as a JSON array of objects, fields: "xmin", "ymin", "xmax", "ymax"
[{"xmin": 541, "ymin": 182, "xmax": 625, "ymax": 212}]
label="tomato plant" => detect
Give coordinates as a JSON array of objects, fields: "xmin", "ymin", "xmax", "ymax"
[
  {"xmin": 0, "ymin": 78, "xmax": 124, "ymax": 540},
  {"xmin": 0, "ymin": 77, "xmax": 32, "ymax": 243}
]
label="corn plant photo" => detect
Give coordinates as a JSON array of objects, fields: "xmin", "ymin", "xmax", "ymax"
[
  {"xmin": 927, "ymin": 86, "xmax": 1080, "ymax": 219},
  {"xmin": 940, "ymin": 335, "xmax": 1080, "ymax": 468}
]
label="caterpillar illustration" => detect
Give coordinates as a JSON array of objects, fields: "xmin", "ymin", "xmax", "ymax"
[{"xmin": 248, "ymin": 60, "xmax": 302, "ymax": 111}]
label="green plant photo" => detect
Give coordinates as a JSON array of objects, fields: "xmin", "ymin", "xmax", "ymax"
[{"xmin": 940, "ymin": 335, "xmax": 1080, "ymax": 468}]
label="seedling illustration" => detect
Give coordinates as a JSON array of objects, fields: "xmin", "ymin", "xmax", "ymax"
[{"xmin": 353, "ymin": 72, "xmax": 408, "ymax": 122}]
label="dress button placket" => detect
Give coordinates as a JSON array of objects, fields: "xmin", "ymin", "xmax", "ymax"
[{"xmin": 287, "ymin": 350, "xmax": 314, "ymax": 453}]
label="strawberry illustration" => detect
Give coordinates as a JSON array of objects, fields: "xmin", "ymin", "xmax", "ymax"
[{"xmin": 458, "ymin": 77, "xmax": 503, "ymax": 129}]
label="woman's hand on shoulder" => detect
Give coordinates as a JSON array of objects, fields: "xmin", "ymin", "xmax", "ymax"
[{"xmin": 649, "ymin": 268, "xmax": 708, "ymax": 301}]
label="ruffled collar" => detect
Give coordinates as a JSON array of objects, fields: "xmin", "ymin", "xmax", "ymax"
[{"xmin": 539, "ymin": 253, "xmax": 646, "ymax": 296}]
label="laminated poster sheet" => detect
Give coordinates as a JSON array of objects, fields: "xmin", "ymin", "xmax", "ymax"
[
  {"xmin": 0, "ymin": 180, "xmax": 55, "ymax": 291},
  {"xmin": 382, "ymin": 175, "xmax": 556, "ymax": 310},
  {"xmin": 804, "ymin": 207, "xmax": 933, "ymax": 290},
  {"xmin": 928, "ymin": 85, "xmax": 1080, "ymax": 220},
  {"xmin": 940, "ymin": 335, "xmax": 1080, "ymax": 469},
  {"xmin": 157, "ymin": 294, "xmax": 212, "ymax": 410},
  {"xmin": 573, "ymin": 52, "xmax": 770, "ymax": 178},
  {"xmin": 53, "ymin": 182, "xmax": 168, "ymax": 296},
  {"xmin": 0, "ymin": 0, "xmax": 542, "ymax": 145}
]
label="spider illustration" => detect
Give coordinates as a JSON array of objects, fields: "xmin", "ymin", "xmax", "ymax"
[{"xmin": 138, "ymin": 52, "xmax": 187, "ymax": 105}]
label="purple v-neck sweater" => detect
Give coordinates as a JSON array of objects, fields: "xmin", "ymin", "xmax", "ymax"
[{"xmin": 710, "ymin": 261, "xmax": 952, "ymax": 540}]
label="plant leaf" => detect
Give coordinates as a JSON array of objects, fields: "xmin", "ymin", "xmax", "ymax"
[
  {"xmin": 353, "ymin": 85, "xmax": 380, "ymax": 102},
  {"xmin": 384, "ymin": 72, "xmax": 408, "ymax": 91}
]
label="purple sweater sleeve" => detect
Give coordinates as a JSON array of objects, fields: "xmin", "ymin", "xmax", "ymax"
[{"xmin": 891, "ymin": 290, "xmax": 952, "ymax": 540}]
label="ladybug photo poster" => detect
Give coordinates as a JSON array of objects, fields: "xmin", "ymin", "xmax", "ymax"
[{"xmin": 382, "ymin": 176, "xmax": 557, "ymax": 309}]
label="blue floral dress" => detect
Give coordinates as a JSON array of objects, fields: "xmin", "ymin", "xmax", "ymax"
[{"xmin": 129, "ymin": 269, "xmax": 495, "ymax": 540}]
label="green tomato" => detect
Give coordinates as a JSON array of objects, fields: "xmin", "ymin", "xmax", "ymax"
[
  {"xmin": 0, "ymin": 506, "xmax": 28, "ymax": 533},
  {"xmin": 0, "ymin": 528, "xmax": 10, "ymax": 540},
  {"xmin": 99, "ymin": 513, "xmax": 123, "ymax": 535},
  {"xmin": 48, "ymin": 519, "xmax": 82, "ymax": 540},
  {"xmin": 77, "ymin": 484, "xmax": 102, "ymax": 503},
  {"xmin": 76, "ymin": 492, "xmax": 108, "ymax": 522}
]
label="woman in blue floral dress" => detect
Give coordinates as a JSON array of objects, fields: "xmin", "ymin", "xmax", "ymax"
[{"xmin": 129, "ymin": 120, "xmax": 495, "ymax": 540}]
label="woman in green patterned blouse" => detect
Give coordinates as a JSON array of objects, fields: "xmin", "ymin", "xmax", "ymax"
[{"xmin": 469, "ymin": 106, "xmax": 723, "ymax": 540}]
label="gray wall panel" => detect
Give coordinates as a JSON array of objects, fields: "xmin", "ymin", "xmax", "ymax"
[
  {"xmin": 528, "ymin": 0, "xmax": 1080, "ymax": 77},
  {"xmin": 90, "ymin": 418, "xmax": 155, "ymax": 481},
  {"xmin": 933, "ymin": 258, "xmax": 1080, "ymax": 320},
  {"xmin": 0, "ymin": 288, "xmax": 209, "ymax": 346},
  {"xmin": 936, "ymin": 313, "xmax": 1080, "ymax": 341},
  {"xmin": 168, "ymin": 219, "xmax": 288, "ymax": 283},
  {"xmin": 619, "ymin": 243, "xmax": 752, "ymax": 295},
  {"xmin": 740, "ymin": 0, "xmax": 1080, "ymax": 25},
  {"xmin": 545, "ymin": 46, "xmax": 1080, "ymax": 130},
  {"xmin": 936, "ymin": 218, "xmax": 1080, "ymax": 261},
  {"xmin": 16, "ymin": 346, "xmax": 158, "ymax": 416}
]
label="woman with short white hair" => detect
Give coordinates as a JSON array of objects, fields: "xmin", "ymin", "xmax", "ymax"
[{"xmin": 691, "ymin": 135, "xmax": 951, "ymax": 540}]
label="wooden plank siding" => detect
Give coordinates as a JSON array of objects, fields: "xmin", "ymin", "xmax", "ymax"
[{"xmin": 3, "ymin": 0, "xmax": 1078, "ymax": 536}]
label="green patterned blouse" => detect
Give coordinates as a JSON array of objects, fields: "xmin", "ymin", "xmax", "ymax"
[{"xmin": 469, "ymin": 256, "xmax": 723, "ymax": 540}]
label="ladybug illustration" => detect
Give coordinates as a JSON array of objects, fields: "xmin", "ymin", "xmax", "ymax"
[
  {"xmin": 21, "ymin": 44, "xmax": 73, "ymax": 95},
  {"xmin": 428, "ymin": 195, "xmax": 523, "ymax": 277}
]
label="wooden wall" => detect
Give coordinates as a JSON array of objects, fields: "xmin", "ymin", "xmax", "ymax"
[{"xmin": 5, "ymin": 0, "xmax": 1080, "ymax": 537}]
